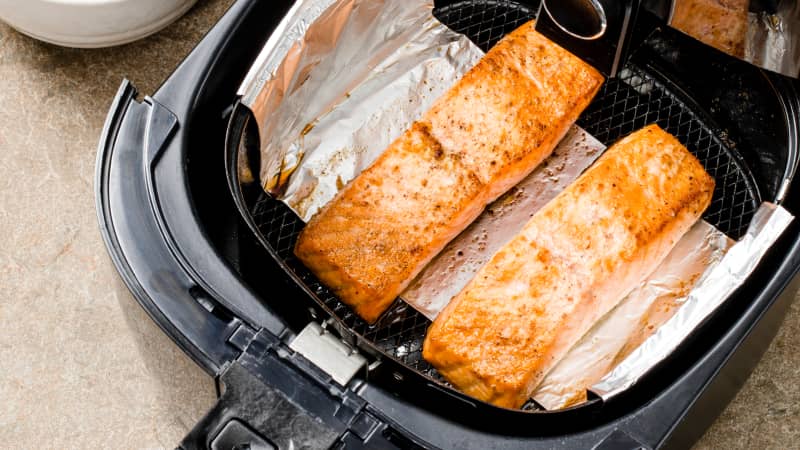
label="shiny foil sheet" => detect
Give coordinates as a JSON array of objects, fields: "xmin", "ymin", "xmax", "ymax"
[
  {"xmin": 745, "ymin": 1, "xmax": 800, "ymax": 77},
  {"xmin": 592, "ymin": 203, "xmax": 794, "ymax": 401},
  {"xmin": 237, "ymin": 0, "xmax": 795, "ymax": 410},
  {"xmin": 534, "ymin": 221, "xmax": 734, "ymax": 410},
  {"xmin": 667, "ymin": 0, "xmax": 800, "ymax": 78},
  {"xmin": 238, "ymin": 0, "xmax": 482, "ymax": 221}
]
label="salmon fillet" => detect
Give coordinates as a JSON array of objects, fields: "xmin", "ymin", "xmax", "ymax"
[
  {"xmin": 423, "ymin": 124, "xmax": 715, "ymax": 408},
  {"xmin": 294, "ymin": 21, "xmax": 604, "ymax": 323},
  {"xmin": 671, "ymin": 0, "xmax": 750, "ymax": 58}
]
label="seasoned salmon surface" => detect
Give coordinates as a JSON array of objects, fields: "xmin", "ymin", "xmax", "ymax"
[
  {"xmin": 294, "ymin": 21, "xmax": 604, "ymax": 323},
  {"xmin": 423, "ymin": 125, "xmax": 715, "ymax": 408},
  {"xmin": 671, "ymin": 0, "xmax": 749, "ymax": 58}
]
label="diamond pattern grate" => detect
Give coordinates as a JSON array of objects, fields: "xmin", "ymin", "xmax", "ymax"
[
  {"xmin": 434, "ymin": 1, "xmax": 537, "ymax": 52},
  {"xmin": 248, "ymin": 0, "xmax": 760, "ymax": 392}
]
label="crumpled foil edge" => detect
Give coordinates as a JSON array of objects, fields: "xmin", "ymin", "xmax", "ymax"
[
  {"xmin": 667, "ymin": 1, "xmax": 799, "ymax": 77},
  {"xmin": 534, "ymin": 220, "xmax": 733, "ymax": 410},
  {"xmin": 237, "ymin": 0, "xmax": 483, "ymax": 221},
  {"xmin": 745, "ymin": 3, "xmax": 800, "ymax": 78},
  {"xmin": 591, "ymin": 202, "xmax": 794, "ymax": 400},
  {"xmin": 238, "ymin": 0, "xmax": 339, "ymax": 106}
]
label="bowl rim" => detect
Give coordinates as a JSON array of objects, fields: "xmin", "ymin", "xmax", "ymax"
[{"xmin": 3, "ymin": 0, "xmax": 199, "ymax": 48}]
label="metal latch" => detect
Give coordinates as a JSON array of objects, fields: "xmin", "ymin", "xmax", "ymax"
[{"xmin": 289, "ymin": 322, "xmax": 366, "ymax": 386}]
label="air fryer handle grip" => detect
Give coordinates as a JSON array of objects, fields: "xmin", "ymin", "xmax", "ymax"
[
  {"xmin": 179, "ymin": 396, "xmax": 277, "ymax": 450},
  {"xmin": 180, "ymin": 361, "xmax": 335, "ymax": 450},
  {"xmin": 181, "ymin": 392, "xmax": 277, "ymax": 450},
  {"xmin": 179, "ymin": 366, "xmax": 276, "ymax": 450}
]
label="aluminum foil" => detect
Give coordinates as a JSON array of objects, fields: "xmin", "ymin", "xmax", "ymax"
[
  {"xmin": 591, "ymin": 202, "xmax": 794, "ymax": 400},
  {"xmin": 745, "ymin": 2, "xmax": 800, "ymax": 78},
  {"xmin": 238, "ymin": 0, "xmax": 483, "ymax": 221},
  {"xmin": 533, "ymin": 220, "xmax": 734, "ymax": 410},
  {"xmin": 402, "ymin": 127, "xmax": 606, "ymax": 319},
  {"xmin": 667, "ymin": 0, "xmax": 800, "ymax": 78}
]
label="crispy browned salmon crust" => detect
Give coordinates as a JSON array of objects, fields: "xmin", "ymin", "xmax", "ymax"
[
  {"xmin": 423, "ymin": 125, "xmax": 715, "ymax": 408},
  {"xmin": 294, "ymin": 21, "xmax": 604, "ymax": 323}
]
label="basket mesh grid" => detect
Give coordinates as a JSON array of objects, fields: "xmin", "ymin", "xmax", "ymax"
[{"xmin": 249, "ymin": 0, "xmax": 760, "ymax": 393}]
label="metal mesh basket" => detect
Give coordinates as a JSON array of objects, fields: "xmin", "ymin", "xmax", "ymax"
[{"xmin": 248, "ymin": 0, "xmax": 761, "ymax": 401}]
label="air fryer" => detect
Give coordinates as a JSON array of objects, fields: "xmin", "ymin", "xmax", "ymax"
[{"xmin": 95, "ymin": 0, "xmax": 800, "ymax": 448}]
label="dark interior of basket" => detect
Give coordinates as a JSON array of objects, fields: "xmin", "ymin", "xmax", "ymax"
[{"xmin": 247, "ymin": 0, "xmax": 761, "ymax": 403}]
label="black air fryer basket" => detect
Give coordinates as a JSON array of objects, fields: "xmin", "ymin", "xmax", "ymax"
[{"xmin": 96, "ymin": 0, "xmax": 800, "ymax": 448}]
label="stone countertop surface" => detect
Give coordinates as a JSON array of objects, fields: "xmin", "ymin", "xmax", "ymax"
[{"xmin": 0, "ymin": 0, "xmax": 798, "ymax": 448}]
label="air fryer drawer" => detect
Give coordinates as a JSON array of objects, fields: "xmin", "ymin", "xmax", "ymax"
[{"xmin": 95, "ymin": 0, "xmax": 800, "ymax": 448}]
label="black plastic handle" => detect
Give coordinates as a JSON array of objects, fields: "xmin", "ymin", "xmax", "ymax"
[
  {"xmin": 178, "ymin": 334, "xmax": 416, "ymax": 450},
  {"xmin": 180, "ymin": 361, "xmax": 339, "ymax": 450}
]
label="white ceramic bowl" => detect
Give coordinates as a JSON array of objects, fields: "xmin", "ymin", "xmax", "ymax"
[{"xmin": 0, "ymin": 0, "xmax": 198, "ymax": 48}]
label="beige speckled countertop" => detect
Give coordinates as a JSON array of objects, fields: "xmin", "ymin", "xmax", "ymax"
[{"xmin": 0, "ymin": 1, "xmax": 798, "ymax": 448}]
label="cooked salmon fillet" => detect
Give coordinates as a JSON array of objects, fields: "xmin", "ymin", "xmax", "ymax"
[
  {"xmin": 423, "ymin": 124, "xmax": 715, "ymax": 408},
  {"xmin": 294, "ymin": 21, "xmax": 604, "ymax": 323},
  {"xmin": 671, "ymin": 0, "xmax": 749, "ymax": 58}
]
